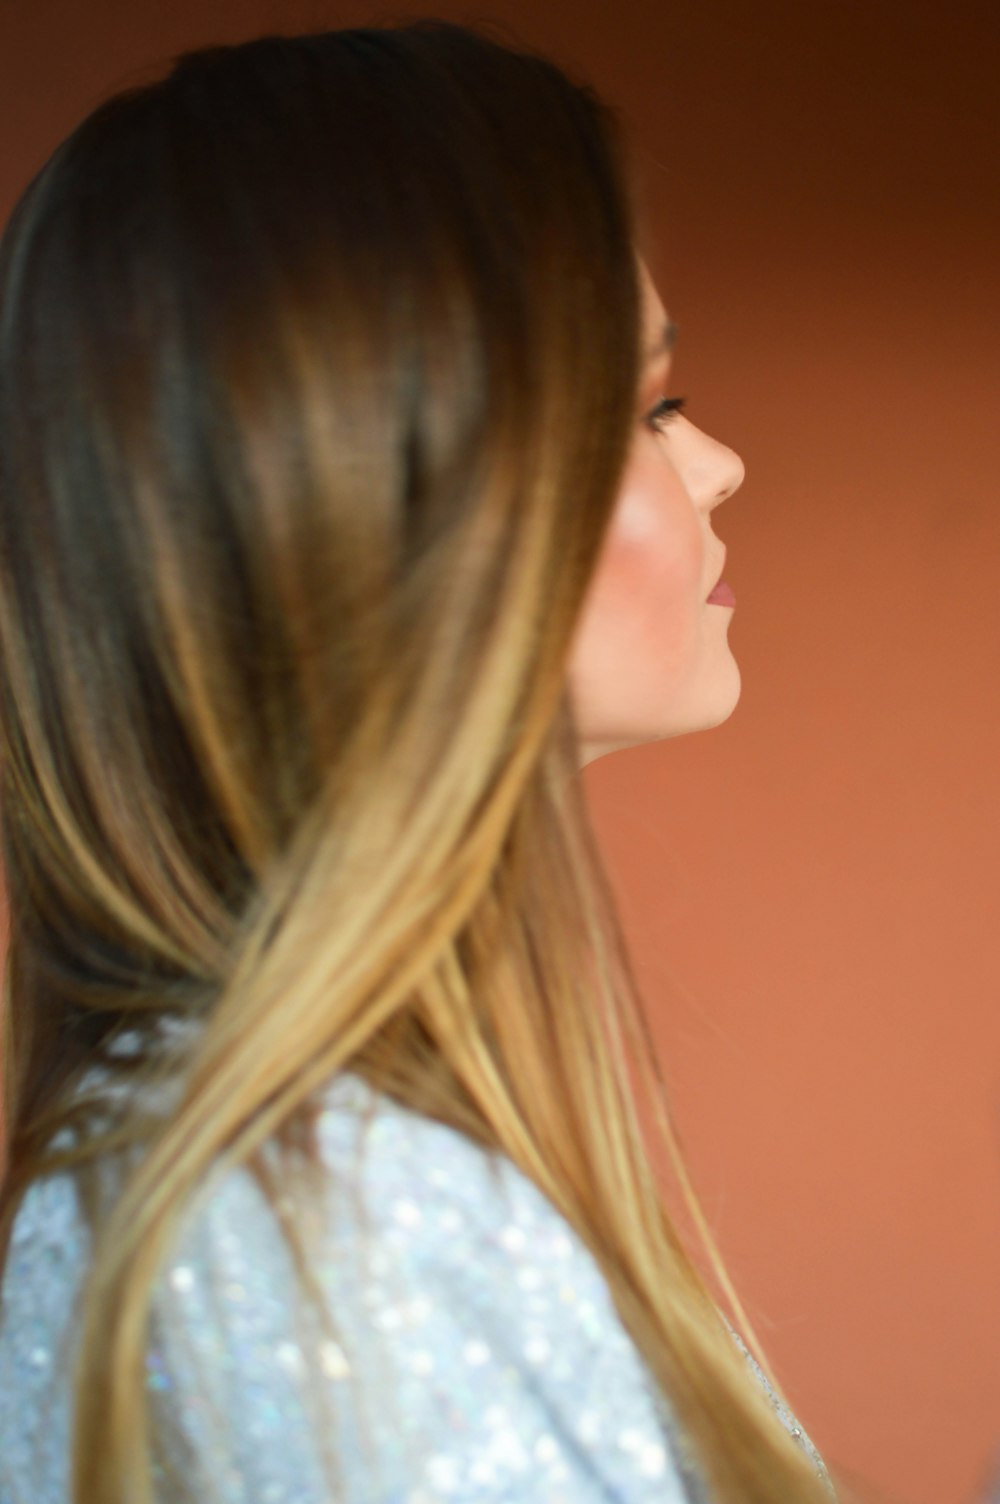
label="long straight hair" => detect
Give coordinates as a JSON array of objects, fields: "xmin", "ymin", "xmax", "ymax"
[{"xmin": 0, "ymin": 20, "xmax": 833, "ymax": 1503}]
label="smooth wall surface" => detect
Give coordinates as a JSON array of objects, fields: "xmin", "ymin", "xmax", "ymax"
[{"xmin": 1, "ymin": 3, "xmax": 998, "ymax": 1502}]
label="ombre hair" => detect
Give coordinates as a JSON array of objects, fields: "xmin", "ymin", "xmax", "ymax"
[{"xmin": 0, "ymin": 20, "xmax": 832, "ymax": 1503}]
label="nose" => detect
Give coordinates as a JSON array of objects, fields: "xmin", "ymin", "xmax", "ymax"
[
  {"xmin": 680, "ymin": 422, "xmax": 746, "ymax": 512},
  {"xmin": 709, "ymin": 442, "xmax": 745, "ymax": 511}
]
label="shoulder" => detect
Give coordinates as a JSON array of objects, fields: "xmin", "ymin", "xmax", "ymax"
[
  {"xmin": 170, "ymin": 1070, "xmax": 625, "ymax": 1334},
  {"xmin": 152, "ymin": 1071, "xmax": 693, "ymax": 1502},
  {"xmin": 313, "ymin": 1073, "xmax": 617, "ymax": 1295},
  {"xmin": 313, "ymin": 1073, "xmax": 660, "ymax": 1401}
]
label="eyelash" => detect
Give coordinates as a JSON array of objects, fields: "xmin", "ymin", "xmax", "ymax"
[{"xmin": 646, "ymin": 395, "xmax": 687, "ymax": 433}]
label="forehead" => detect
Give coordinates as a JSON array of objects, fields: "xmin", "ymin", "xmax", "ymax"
[
  {"xmin": 637, "ymin": 259, "xmax": 669, "ymax": 336},
  {"xmin": 636, "ymin": 269, "xmax": 676, "ymax": 371}
]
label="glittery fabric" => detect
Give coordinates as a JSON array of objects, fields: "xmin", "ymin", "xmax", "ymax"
[{"xmin": 0, "ymin": 1070, "xmax": 830, "ymax": 1502}]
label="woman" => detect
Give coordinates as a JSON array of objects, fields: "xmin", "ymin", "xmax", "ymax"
[{"xmin": 0, "ymin": 20, "xmax": 834, "ymax": 1503}]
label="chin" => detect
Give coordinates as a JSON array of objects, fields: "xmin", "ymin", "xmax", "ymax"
[
  {"xmin": 576, "ymin": 665, "xmax": 742, "ymax": 767},
  {"xmin": 667, "ymin": 661, "xmax": 742, "ymax": 739},
  {"xmin": 699, "ymin": 677, "xmax": 742, "ymax": 731}
]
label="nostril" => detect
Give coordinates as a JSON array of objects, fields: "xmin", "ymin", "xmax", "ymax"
[{"xmin": 716, "ymin": 454, "xmax": 745, "ymax": 505}]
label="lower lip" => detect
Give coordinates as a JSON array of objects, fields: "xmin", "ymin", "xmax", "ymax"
[{"xmin": 707, "ymin": 581, "xmax": 736, "ymax": 607}]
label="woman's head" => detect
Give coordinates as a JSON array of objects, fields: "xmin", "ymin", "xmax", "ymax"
[
  {"xmin": 0, "ymin": 20, "xmax": 640, "ymax": 1000},
  {"xmin": 0, "ymin": 22, "xmax": 827, "ymax": 1504}
]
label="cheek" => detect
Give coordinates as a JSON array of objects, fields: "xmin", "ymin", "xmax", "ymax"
[
  {"xmin": 568, "ymin": 460, "xmax": 705, "ymax": 702},
  {"xmin": 587, "ymin": 462, "xmax": 703, "ymax": 650},
  {"xmin": 610, "ymin": 473, "xmax": 702, "ymax": 607}
]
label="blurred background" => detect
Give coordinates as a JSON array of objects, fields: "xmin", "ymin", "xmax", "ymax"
[{"xmin": 1, "ymin": 1, "xmax": 998, "ymax": 1500}]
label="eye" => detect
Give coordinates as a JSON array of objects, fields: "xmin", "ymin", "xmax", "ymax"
[{"xmin": 646, "ymin": 395, "xmax": 687, "ymax": 434}]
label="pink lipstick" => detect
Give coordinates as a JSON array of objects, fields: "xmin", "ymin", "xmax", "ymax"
[{"xmin": 707, "ymin": 581, "xmax": 736, "ymax": 607}]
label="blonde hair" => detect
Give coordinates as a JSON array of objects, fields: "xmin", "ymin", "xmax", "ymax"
[{"xmin": 0, "ymin": 20, "xmax": 833, "ymax": 1503}]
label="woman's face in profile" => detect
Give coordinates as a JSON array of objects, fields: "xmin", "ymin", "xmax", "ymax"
[{"xmin": 569, "ymin": 260, "xmax": 745, "ymax": 768}]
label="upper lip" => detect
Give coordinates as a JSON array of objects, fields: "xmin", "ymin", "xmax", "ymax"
[{"xmin": 708, "ymin": 551, "xmax": 727, "ymax": 594}]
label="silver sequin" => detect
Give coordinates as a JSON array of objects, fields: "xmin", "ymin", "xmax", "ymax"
[{"xmin": 0, "ymin": 1069, "xmax": 832, "ymax": 1501}]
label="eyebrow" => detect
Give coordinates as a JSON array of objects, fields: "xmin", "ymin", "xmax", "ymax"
[{"xmin": 644, "ymin": 319, "xmax": 679, "ymax": 365}]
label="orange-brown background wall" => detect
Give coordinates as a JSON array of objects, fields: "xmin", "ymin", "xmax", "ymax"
[{"xmin": 1, "ymin": 3, "xmax": 998, "ymax": 1502}]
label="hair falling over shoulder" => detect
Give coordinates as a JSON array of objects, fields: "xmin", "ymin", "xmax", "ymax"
[{"xmin": 0, "ymin": 20, "xmax": 833, "ymax": 1504}]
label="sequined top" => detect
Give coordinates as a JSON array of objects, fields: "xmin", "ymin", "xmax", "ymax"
[{"xmin": 0, "ymin": 1070, "xmax": 830, "ymax": 1502}]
